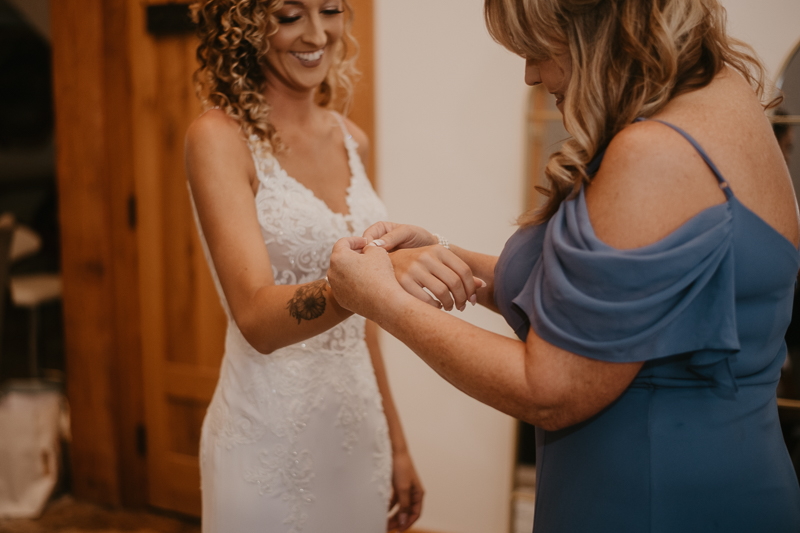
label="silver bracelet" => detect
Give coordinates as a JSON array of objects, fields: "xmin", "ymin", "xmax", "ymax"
[{"xmin": 432, "ymin": 233, "xmax": 450, "ymax": 250}]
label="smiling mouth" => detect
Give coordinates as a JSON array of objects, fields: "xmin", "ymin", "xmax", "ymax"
[{"xmin": 291, "ymin": 49, "xmax": 324, "ymax": 63}]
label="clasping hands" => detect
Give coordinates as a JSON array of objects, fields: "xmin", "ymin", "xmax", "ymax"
[
  {"xmin": 363, "ymin": 222, "xmax": 485, "ymax": 312},
  {"xmin": 363, "ymin": 221, "xmax": 438, "ymax": 250},
  {"xmin": 328, "ymin": 222, "xmax": 485, "ymax": 318}
]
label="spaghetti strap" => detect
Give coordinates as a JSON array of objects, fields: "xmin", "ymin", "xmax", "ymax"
[
  {"xmin": 331, "ymin": 111, "xmax": 353, "ymax": 141},
  {"xmin": 635, "ymin": 117, "xmax": 733, "ymax": 199}
]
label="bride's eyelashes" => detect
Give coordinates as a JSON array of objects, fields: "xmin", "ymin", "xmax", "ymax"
[
  {"xmin": 276, "ymin": 6, "xmax": 344, "ymax": 25},
  {"xmin": 277, "ymin": 14, "xmax": 302, "ymax": 24}
]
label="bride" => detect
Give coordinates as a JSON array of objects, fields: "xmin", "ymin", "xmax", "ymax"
[{"xmin": 185, "ymin": 1, "xmax": 423, "ymax": 531}]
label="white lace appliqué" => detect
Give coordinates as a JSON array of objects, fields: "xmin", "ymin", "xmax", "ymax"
[
  {"xmin": 245, "ymin": 445, "xmax": 315, "ymax": 530},
  {"xmin": 195, "ymin": 115, "xmax": 392, "ymax": 532}
]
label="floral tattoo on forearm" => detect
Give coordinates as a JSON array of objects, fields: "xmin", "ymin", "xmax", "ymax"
[{"xmin": 287, "ymin": 279, "xmax": 327, "ymax": 324}]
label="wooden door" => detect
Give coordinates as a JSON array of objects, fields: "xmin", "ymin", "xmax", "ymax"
[
  {"xmin": 131, "ymin": 0, "xmax": 376, "ymax": 516},
  {"xmin": 129, "ymin": 0, "xmax": 223, "ymax": 516}
]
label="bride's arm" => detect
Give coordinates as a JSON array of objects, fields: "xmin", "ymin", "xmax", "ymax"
[
  {"xmin": 186, "ymin": 110, "xmax": 351, "ymax": 354},
  {"xmin": 364, "ymin": 321, "xmax": 423, "ymax": 532}
]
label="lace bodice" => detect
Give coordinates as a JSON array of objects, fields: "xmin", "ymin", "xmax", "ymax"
[{"xmin": 192, "ymin": 113, "xmax": 391, "ymax": 533}]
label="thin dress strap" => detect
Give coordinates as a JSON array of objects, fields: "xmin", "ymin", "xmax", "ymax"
[
  {"xmin": 635, "ymin": 117, "xmax": 733, "ymax": 199},
  {"xmin": 331, "ymin": 111, "xmax": 354, "ymax": 142}
]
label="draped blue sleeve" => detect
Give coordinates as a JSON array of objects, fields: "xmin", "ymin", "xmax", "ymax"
[{"xmin": 510, "ymin": 187, "xmax": 740, "ymax": 376}]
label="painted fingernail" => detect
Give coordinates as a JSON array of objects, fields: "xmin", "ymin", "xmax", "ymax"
[
  {"xmin": 470, "ymin": 294, "xmax": 477, "ymax": 306},
  {"xmin": 477, "ymin": 278, "xmax": 487, "ymax": 288},
  {"xmin": 370, "ymin": 239, "xmax": 386, "ymax": 247},
  {"xmin": 399, "ymin": 513, "xmax": 408, "ymax": 528},
  {"xmin": 458, "ymin": 303, "xmax": 466, "ymax": 312}
]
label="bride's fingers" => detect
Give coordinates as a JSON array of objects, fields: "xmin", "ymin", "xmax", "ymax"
[
  {"xmin": 394, "ymin": 487, "xmax": 412, "ymax": 532},
  {"xmin": 388, "ymin": 481, "xmax": 423, "ymax": 532},
  {"xmin": 415, "ymin": 249, "xmax": 477, "ymax": 311},
  {"xmin": 419, "ymin": 276, "xmax": 455, "ymax": 311},
  {"xmin": 397, "ymin": 263, "xmax": 453, "ymax": 310},
  {"xmin": 426, "ymin": 259, "xmax": 470, "ymax": 311},
  {"xmin": 406, "ymin": 485, "xmax": 423, "ymax": 530},
  {"xmin": 398, "ymin": 277, "xmax": 443, "ymax": 309},
  {"xmin": 444, "ymin": 254, "xmax": 484, "ymax": 307}
]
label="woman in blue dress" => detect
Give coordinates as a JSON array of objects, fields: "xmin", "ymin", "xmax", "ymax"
[{"xmin": 328, "ymin": 0, "xmax": 800, "ymax": 531}]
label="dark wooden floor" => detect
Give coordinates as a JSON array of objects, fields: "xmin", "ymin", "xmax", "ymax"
[
  {"xmin": 0, "ymin": 496, "xmax": 200, "ymax": 533},
  {"xmin": 0, "ymin": 495, "xmax": 437, "ymax": 533}
]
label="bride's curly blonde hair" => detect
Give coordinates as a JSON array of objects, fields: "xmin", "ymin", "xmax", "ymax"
[
  {"xmin": 190, "ymin": 0, "xmax": 359, "ymax": 156},
  {"xmin": 485, "ymin": 0, "xmax": 779, "ymax": 225}
]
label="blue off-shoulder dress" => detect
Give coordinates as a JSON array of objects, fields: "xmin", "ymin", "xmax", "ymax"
[{"xmin": 494, "ymin": 119, "xmax": 800, "ymax": 532}]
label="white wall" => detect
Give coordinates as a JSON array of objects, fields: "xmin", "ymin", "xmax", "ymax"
[
  {"xmin": 373, "ymin": 1, "xmax": 526, "ymax": 532},
  {"xmin": 373, "ymin": 2, "xmax": 800, "ymax": 533},
  {"xmin": 722, "ymin": 0, "xmax": 800, "ymax": 81}
]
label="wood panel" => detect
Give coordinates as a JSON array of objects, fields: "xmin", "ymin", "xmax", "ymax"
[
  {"xmin": 348, "ymin": 0, "xmax": 376, "ymax": 183},
  {"xmin": 51, "ymin": 0, "xmax": 146, "ymax": 506},
  {"xmin": 101, "ymin": 0, "xmax": 149, "ymax": 507},
  {"xmin": 129, "ymin": 0, "xmax": 220, "ymax": 516}
]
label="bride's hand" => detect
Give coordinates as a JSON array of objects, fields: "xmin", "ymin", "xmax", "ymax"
[
  {"xmin": 390, "ymin": 246, "xmax": 483, "ymax": 312},
  {"xmin": 363, "ymin": 222, "xmax": 437, "ymax": 251},
  {"xmin": 388, "ymin": 450, "xmax": 423, "ymax": 532}
]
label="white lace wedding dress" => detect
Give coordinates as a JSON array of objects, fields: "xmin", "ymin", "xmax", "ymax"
[{"xmin": 193, "ymin": 114, "xmax": 392, "ymax": 533}]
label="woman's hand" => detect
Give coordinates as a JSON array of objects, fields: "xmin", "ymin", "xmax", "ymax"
[
  {"xmin": 364, "ymin": 222, "xmax": 438, "ymax": 251},
  {"xmin": 388, "ymin": 450, "xmax": 424, "ymax": 532},
  {"xmin": 328, "ymin": 236, "xmax": 405, "ymax": 318},
  {"xmin": 390, "ymin": 246, "xmax": 483, "ymax": 312}
]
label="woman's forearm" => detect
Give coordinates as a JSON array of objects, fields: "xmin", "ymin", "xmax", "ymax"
[
  {"xmin": 371, "ymin": 289, "xmax": 534, "ymax": 422},
  {"xmin": 235, "ymin": 281, "xmax": 352, "ymax": 354},
  {"xmin": 369, "ymin": 287, "xmax": 641, "ymax": 431}
]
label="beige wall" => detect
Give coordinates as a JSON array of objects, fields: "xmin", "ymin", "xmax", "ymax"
[
  {"xmin": 723, "ymin": 0, "xmax": 800, "ymax": 80},
  {"xmin": 373, "ymin": 1, "xmax": 800, "ymax": 533},
  {"xmin": 373, "ymin": 1, "xmax": 525, "ymax": 532}
]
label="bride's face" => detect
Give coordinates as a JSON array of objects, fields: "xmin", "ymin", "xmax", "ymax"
[{"xmin": 265, "ymin": 0, "xmax": 345, "ymax": 94}]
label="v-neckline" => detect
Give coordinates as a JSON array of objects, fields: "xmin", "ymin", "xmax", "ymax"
[{"xmin": 269, "ymin": 156, "xmax": 356, "ymax": 220}]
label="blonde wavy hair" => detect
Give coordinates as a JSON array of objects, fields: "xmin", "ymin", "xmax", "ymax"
[
  {"xmin": 190, "ymin": 0, "xmax": 359, "ymax": 156},
  {"xmin": 485, "ymin": 0, "xmax": 779, "ymax": 225}
]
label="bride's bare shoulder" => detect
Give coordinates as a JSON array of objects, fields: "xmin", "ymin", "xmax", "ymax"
[
  {"xmin": 185, "ymin": 109, "xmax": 254, "ymax": 188},
  {"xmin": 187, "ymin": 108, "xmax": 244, "ymax": 146}
]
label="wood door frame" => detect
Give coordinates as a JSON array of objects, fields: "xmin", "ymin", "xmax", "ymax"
[
  {"xmin": 54, "ymin": 0, "xmax": 375, "ymax": 510},
  {"xmin": 348, "ymin": 0, "xmax": 376, "ymax": 182}
]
